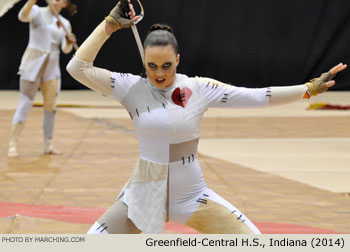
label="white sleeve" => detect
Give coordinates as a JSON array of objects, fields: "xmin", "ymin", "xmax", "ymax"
[
  {"xmin": 18, "ymin": 4, "xmax": 39, "ymax": 23},
  {"xmin": 268, "ymin": 85, "xmax": 308, "ymax": 106},
  {"xmin": 197, "ymin": 77, "xmax": 269, "ymax": 108},
  {"xmin": 66, "ymin": 56, "xmax": 141, "ymax": 100},
  {"xmin": 108, "ymin": 72, "xmax": 142, "ymax": 102}
]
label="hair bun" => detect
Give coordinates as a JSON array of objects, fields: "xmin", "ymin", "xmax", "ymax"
[
  {"xmin": 66, "ymin": 1, "xmax": 78, "ymax": 16},
  {"xmin": 149, "ymin": 24, "xmax": 173, "ymax": 34}
]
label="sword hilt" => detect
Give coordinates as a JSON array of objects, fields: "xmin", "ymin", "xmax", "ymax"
[
  {"xmin": 120, "ymin": 0, "xmax": 131, "ymax": 18},
  {"xmin": 120, "ymin": 0, "xmax": 144, "ymax": 24},
  {"xmin": 120, "ymin": 0, "xmax": 145, "ymax": 64}
]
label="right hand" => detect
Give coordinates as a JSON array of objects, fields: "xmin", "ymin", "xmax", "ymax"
[
  {"xmin": 105, "ymin": 0, "xmax": 141, "ymax": 32},
  {"xmin": 66, "ymin": 32, "xmax": 77, "ymax": 44}
]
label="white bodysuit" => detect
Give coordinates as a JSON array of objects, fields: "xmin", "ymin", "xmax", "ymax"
[
  {"xmin": 18, "ymin": 5, "xmax": 72, "ymax": 82},
  {"xmin": 67, "ymin": 57, "xmax": 306, "ymax": 234},
  {"xmin": 109, "ymin": 72, "xmax": 268, "ymax": 234}
]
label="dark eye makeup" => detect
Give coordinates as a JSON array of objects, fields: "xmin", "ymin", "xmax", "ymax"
[
  {"xmin": 147, "ymin": 62, "xmax": 172, "ymax": 70},
  {"xmin": 162, "ymin": 63, "xmax": 172, "ymax": 69}
]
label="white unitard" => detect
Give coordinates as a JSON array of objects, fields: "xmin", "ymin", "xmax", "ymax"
[
  {"xmin": 67, "ymin": 57, "xmax": 308, "ymax": 234},
  {"xmin": 12, "ymin": 5, "xmax": 73, "ymax": 141},
  {"xmin": 18, "ymin": 5, "xmax": 72, "ymax": 82}
]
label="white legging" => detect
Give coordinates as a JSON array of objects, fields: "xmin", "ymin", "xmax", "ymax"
[{"xmin": 12, "ymin": 75, "xmax": 60, "ymax": 141}]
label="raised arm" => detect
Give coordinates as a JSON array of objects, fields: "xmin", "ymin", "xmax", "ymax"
[
  {"xmin": 18, "ymin": 0, "xmax": 37, "ymax": 22},
  {"xmin": 66, "ymin": 1, "xmax": 139, "ymax": 96},
  {"xmin": 197, "ymin": 63, "xmax": 347, "ymax": 108}
]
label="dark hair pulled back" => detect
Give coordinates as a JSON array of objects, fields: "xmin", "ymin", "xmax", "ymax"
[
  {"xmin": 143, "ymin": 24, "xmax": 179, "ymax": 54},
  {"xmin": 65, "ymin": 0, "xmax": 78, "ymax": 16}
]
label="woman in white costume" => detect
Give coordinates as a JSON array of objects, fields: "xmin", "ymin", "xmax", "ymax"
[
  {"xmin": 67, "ymin": 1, "xmax": 347, "ymax": 234},
  {"xmin": 8, "ymin": 0, "xmax": 77, "ymax": 158}
]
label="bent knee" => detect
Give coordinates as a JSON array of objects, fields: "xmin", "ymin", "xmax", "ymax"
[{"xmin": 186, "ymin": 200, "xmax": 257, "ymax": 234}]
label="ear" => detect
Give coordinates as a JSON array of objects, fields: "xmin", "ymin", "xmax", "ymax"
[{"xmin": 176, "ymin": 54, "xmax": 180, "ymax": 67}]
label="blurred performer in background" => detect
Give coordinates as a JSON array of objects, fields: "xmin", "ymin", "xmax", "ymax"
[{"xmin": 8, "ymin": 0, "xmax": 77, "ymax": 158}]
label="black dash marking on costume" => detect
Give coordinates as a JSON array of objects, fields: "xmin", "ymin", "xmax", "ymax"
[
  {"xmin": 182, "ymin": 157, "xmax": 185, "ymax": 165},
  {"xmin": 241, "ymin": 219, "xmax": 246, "ymax": 223},
  {"xmin": 206, "ymin": 82, "xmax": 210, "ymax": 88},
  {"xmin": 128, "ymin": 112, "xmax": 133, "ymax": 120},
  {"xmin": 136, "ymin": 108, "xmax": 139, "ymax": 117},
  {"xmin": 196, "ymin": 198, "xmax": 208, "ymax": 204},
  {"xmin": 162, "ymin": 103, "xmax": 166, "ymax": 109},
  {"xmin": 110, "ymin": 77, "xmax": 115, "ymax": 84},
  {"xmin": 97, "ymin": 223, "xmax": 105, "ymax": 231},
  {"xmin": 221, "ymin": 93, "xmax": 228, "ymax": 103},
  {"xmin": 191, "ymin": 154, "xmax": 195, "ymax": 161},
  {"xmin": 147, "ymin": 106, "xmax": 150, "ymax": 113},
  {"xmin": 266, "ymin": 88, "xmax": 271, "ymax": 97},
  {"xmin": 237, "ymin": 214, "xmax": 243, "ymax": 220},
  {"xmin": 203, "ymin": 194, "xmax": 209, "ymax": 197},
  {"xmin": 266, "ymin": 94, "xmax": 272, "ymax": 97},
  {"xmin": 188, "ymin": 156, "xmax": 191, "ymax": 163},
  {"xmin": 111, "ymin": 85, "xmax": 115, "ymax": 88},
  {"xmin": 231, "ymin": 210, "xmax": 237, "ymax": 213},
  {"xmin": 177, "ymin": 93, "xmax": 185, "ymax": 102},
  {"xmin": 100, "ymin": 225, "xmax": 108, "ymax": 232},
  {"xmin": 215, "ymin": 84, "xmax": 219, "ymax": 89}
]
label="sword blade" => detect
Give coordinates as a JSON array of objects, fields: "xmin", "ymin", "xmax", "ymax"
[{"xmin": 131, "ymin": 24, "xmax": 144, "ymax": 64}]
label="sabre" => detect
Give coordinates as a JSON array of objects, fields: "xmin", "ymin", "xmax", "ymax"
[
  {"xmin": 120, "ymin": 0, "xmax": 144, "ymax": 64},
  {"xmin": 45, "ymin": 0, "xmax": 79, "ymax": 51}
]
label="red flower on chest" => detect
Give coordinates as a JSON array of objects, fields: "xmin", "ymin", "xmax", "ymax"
[
  {"xmin": 171, "ymin": 87, "xmax": 193, "ymax": 108},
  {"xmin": 56, "ymin": 21, "xmax": 61, "ymax": 28}
]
